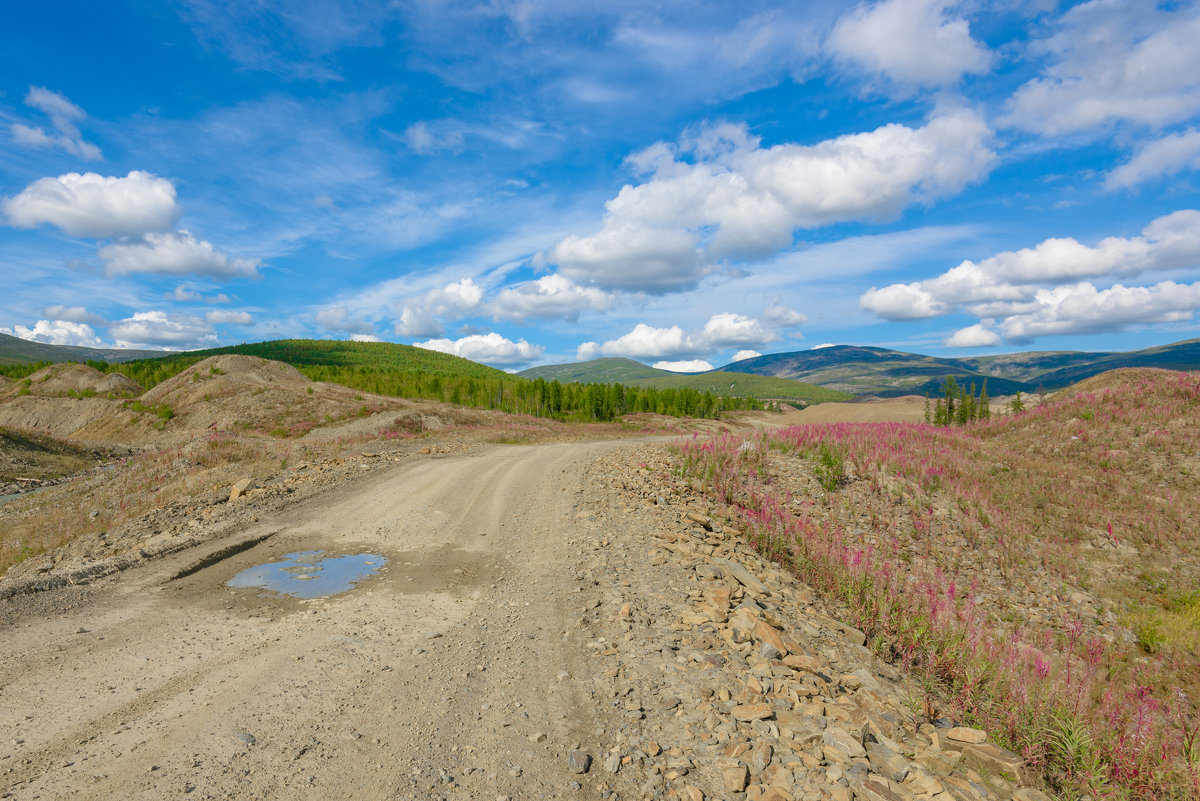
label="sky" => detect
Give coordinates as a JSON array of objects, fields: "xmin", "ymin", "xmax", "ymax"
[{"xmin": 2, "ymin": 0, "xmax": 1200, "ymax": 372}]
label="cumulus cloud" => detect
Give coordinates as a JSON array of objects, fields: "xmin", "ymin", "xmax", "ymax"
[
  {"xmin": 315, "ymin": 305, "xmax": 375, "ymax": 336},
  {"xmin": 0, "ymin": 319, "xmax": 104, "ymax": 347},
  {"xmin": 43, "ymin": 305, "xmax": 106, "ymax": 325},
  {"xmin": 861, "ymin": 209, "xmax": 1200, "ymax": 322},
  {"xmin": 350, "ymin": 333, "xmax": 381, "ymax": 342},
  {"xmin": 997, "ymin": 281, "xmax": 1200, "ymax": 341},
  {"xmin": 107, "ymin": 311, "xmax": 216, "ymax": 348},
  {"xmin": 395, "ymin": 278, "xmax": 486, "ymax": 337},
  {"xmin": 394, "ymin": 307, "xmax": 443, "ymax": 338},
  {"xmin": 205, "ymin": 310, "xmax": 254, "ymax": 325},
  {"xmin": 702, "ymin": 313, "xmax": 772, "ymax": 347},
  {"xmin": 829, "ymin": 0, "xmax": 991, "ymax": 87},
  {"xmin": 11, "ymin": 86, "xmax": 102, "ymax": 160},
  {"xmin": 577, "ymin": 313, "xmax": 777, "ymax": 362},
  {"xmin": 490, "ymin": 275, "xmax": 614, "ymax": 322},
  {"xmin": 864, "ymin": 210, "xmax": 1200, "ymax": 342},
  {"xmin": 1006, "ymin": 5, "xmax": 1200, "ymax": 135},
  {"xmin": 549, "ymin": 111, "xmax": 993, "ymax": 293},
  {"xmin": 943, "ymin": 321, "xmax": 1001, "ymax": 348},
  {"xmin": 4, "ymin": 171, "xmax": 180, "ymax": 238},
  {"xmin": 731, "ymin": 349, "xmax": 762, "ymax": 362},
  {"xmin": 415, "ymin": 332, "xmax": 544, "ymax": 366},
  {"xmin": 1106, "ymin": 129, "xmax": 1200, "ymax": 189},
  {"xmin": 578, "ymin": 324, "xmax": 695, "ymax": 361},
  {"xmin": 98, "ymin": 230, "xmax": 259, "ymax": 279},
  {"xmin": 653, "ymin": 360, "xmax": 714, "ymax": 373}
]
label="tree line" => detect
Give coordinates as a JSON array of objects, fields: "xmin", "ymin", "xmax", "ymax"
[{"xmin": 925, "ymin": 375, "xmax": 991, "ymax": 425}]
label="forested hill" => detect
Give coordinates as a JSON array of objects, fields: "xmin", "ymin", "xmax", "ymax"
[
  {"xmin": 2, "ymin": 339, "xmax": 763, "ymax": 422},
  {"xmin": 518, "ymin": 357, "xmax": 850, "ymax": 405}
]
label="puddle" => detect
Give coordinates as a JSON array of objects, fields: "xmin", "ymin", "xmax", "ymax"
[{"xmin": 226, "ymin": 550, "xmax": 387, "ymax": 598}]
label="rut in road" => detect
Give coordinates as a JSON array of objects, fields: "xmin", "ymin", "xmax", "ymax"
[{"xmin": 0, "ymin": 441, "xmax": 638, "ymax": 800}]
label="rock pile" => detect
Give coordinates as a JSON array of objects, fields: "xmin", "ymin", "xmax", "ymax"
[{"xmin": 568, "ymin": 444, "xmax": 1053, "ymax": 801}]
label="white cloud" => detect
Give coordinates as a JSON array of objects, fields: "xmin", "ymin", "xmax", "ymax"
[
  {"xmin": 577, "ymin": 313, "xmax": 777, "ymax": 362},
  {"xmin": 3, "ymin": 171, "xmax": 180, "ymax": 238},
  {"xmin": 415, "ymin": 332, "xmax": 544, "ymax": 366},
  {"xmin": 350, "ymin": 333, "xmax": 381, "ymax": 342},
  {"xmin": 98, "ymin": 230, "xmax": 259, "ymax": 279},
  {"xmin": 861, "ymin": 209, "xmax": 1200, "ymax": 321},
  {"xmin": 107, "ymin": 311, "xmax": 216, "ymax": 348},
  {"xmin": 812, "ymin": 343, "xmax": 836, "ymax": 349},
  {"xmin": 315, "ymin": 305, "xmax": 375, "ymax": 335},
  {"xmin": 763, "ymin": 302, "xmax": 807, "ymax": 327},
  {"xmin": 731, "ymin": 349, "xmax": 762, "ymax": 362},
  {"xmin": 578, "ymin": 323, "xmax": 696, "ymax": 361},
  {"xmin": 702, "ymin": 313, "xmax": 773, "ymax": 347},
  {"xmin": 865, "ymin": 210, "xmax": 1200, "ymax": 342},
  {"xmin": 0, "ymin": 319, "xmax": 104, "ymax": 347},
  {"xmin": 829, "ymin": 0, "xmax": 991, "ymax": 87},
  {"xmin": 489, "ymin": 275, "xmax": 614, "ymax": 322},
  {"xmin": 1106, "ymin": 129, "xmax": 1200, "ymax": 189},
  {"xmin": 171, "ymin": 284, "xmax": 230, "ymax": 303},
  {"xmin": 549, "ymin": 111, "xmax": 993, "ymax": 293},
  {"xmin": 653, "ymin": 360, "xmax": 714, "ymax": 373},
  {"xmin": 999, "ymin": 281, "xmax": 1200, "ymax": 341},
  {"xmin": 205, "ymin": 310, "xmax": 253, "ymax": 325},
  {"xmin": 11, "ymin": 86, "xmax": 102, "ymax": 160},
  {"xmin": 859, "ymin": 283, "xmax": 950, "ymax": 320},
  {"xmin": 943, "ymin": 321, "xmax": 1001, "ymax": 348},
  {"xmin": 550, "ymin": 222, "xmax": 705, "ymax": 293},
  {"xmin": 395, "ymin": 278, "xmax": 486, "ymax": 336},
  {"xmin": 394, "ymin": 307, "xmax": 443, "ymax": 338},
  {"xmin": 1005, "ymin": 5, "xmax": 1200, "ymax": 135},
  {"xmin": 43, "ymin": 305, "xmax": 106, "ymax": 325},
  {"xmin": 402, "ymin": 121, "xmax": 465, "ymax": 155}
]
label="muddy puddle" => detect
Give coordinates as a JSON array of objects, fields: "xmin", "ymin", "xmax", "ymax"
[{"xmin": 226, "ymin": 550, "xmax": 387, "ymax": 599}]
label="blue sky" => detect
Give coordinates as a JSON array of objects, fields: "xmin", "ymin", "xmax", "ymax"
[{"xmin": 2, "ymin": 0, "xmax": 1200, "ymax": 371}]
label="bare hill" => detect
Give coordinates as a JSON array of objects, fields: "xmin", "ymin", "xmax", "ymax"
[{"xmin": 3, "ymin": 362, "xmax": 143, "ymax": 398}]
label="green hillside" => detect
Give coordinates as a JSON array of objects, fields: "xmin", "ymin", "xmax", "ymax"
[
  {"xmin": 520, "ymin": 358, "xmax": 851, "ymax": 404},
  {"xmin": 519, "ymin": 357, "xmax": 666, "ymax": 383}
]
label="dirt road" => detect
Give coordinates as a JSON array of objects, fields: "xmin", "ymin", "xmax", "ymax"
[
  {"xmin": 1, "ymin": 435, "xmax": 1041, "ymax": 801},
  {"xmin": 0, "ymin": 440, "xmax": 644, "ymax": 800}
]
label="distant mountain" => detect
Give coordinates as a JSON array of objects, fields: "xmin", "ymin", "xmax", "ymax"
[
  {"xmin": 519, "ymin": 357, "xmax": 852, "ymax": 405},
  {"xmin": 0, "ymin": 332, "xmax": 162, "ymax": 366},
  {"xmin": 718, "ymin": 339, "xmax": 1200, "ymax": 397}
]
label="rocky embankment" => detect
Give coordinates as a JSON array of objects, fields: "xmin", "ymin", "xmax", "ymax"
[{"xmin": 567, "ymin": 444, "xmax": 1052, "ymax": 801}]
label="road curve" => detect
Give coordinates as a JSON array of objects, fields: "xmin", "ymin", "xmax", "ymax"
[{"xmin": 0, "ymin": 440, "xmax": 631, "ymax": 800}]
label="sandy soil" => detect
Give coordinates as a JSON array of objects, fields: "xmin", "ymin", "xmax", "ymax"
[{"xmin": 770, "ymin": 396, "xmax": 928, "ymax": 425}]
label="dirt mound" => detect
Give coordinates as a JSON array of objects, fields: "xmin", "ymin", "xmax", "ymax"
[
  {"xmin": 136, "ymin": 355, "xmax": 414, "ymax": 441},
  {"xmin": 1059, "ymin": 366, "xmax": 1192, "ymax": 397},
  {"xmin": 773, "ymin": 394, "xmax": 928, "ymax": 424},
  {"xmin": 6, "ymin": 363, "xmax": 142, "ymax": 398}
]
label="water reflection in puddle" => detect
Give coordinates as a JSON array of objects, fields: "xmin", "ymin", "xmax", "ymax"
[{"xmin": 226, "ymin": 550, "xmax": 387, "ymax": 598}]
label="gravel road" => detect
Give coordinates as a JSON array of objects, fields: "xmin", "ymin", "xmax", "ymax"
[
  {"xmin": 1, "ymin": 441, "xmax": 644, "ymax": 800},
  {"xmin": 1, "ymin": 436, "xmax": 1045, "ymax": 801}
]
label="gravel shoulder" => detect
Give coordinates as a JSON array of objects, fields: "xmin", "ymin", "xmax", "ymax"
[{"xmin": 1, "ymin": 437, "xmax": 1046, "ymax": 801}]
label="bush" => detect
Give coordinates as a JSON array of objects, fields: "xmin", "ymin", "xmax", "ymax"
[{"xmin": 814, "ymin": 443, "xmax": 846, "ymax": 491}]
